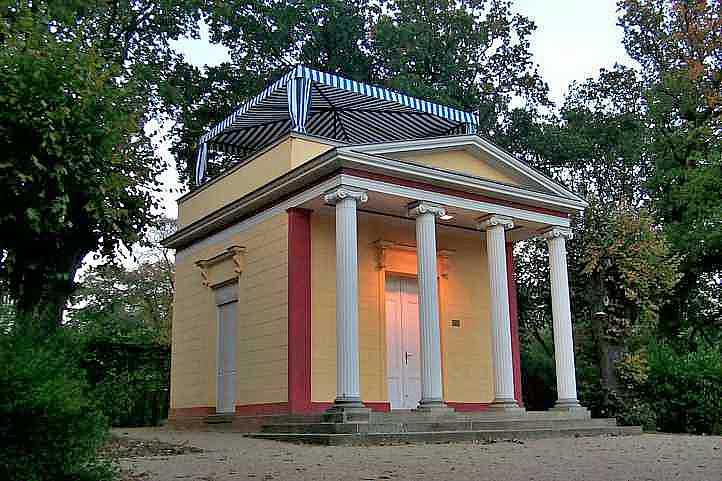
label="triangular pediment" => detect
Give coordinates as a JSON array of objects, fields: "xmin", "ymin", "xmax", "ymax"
[
  {"xmin": 391, "ymin": 148, "xmax": 527, "ymax": 187},
  {"xmin": 344, "ymin": 136, "xmax": 583, "ymax": 202}
]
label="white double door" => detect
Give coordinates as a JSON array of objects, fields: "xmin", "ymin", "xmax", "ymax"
[{"xmin": 385, "ymin": 276, "xmax": 422, "ymax": 410}]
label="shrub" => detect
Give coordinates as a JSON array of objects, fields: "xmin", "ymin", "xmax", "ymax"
[
  {"xmin": 0, "ymin": 331, "xmax": 116, "ymax": 481},
  {"xmin": 644, "ymin": 341, "xmax": 722, "ymax": 434},
  {"xmin": 614, "ymin": 340, "xmax": 722, "ymax": 434},
  {"xmin": 82, "ymin": 340, "xmax": 170, "ymax": 427},
  {"xmin": 520, "ymin": 328, "xmax": 557, "ymax": 410}
]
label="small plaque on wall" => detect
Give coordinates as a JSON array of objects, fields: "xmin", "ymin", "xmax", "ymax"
[{"xmin": 451, "ymin": 319, "xmax": 461, "ymax": 328}]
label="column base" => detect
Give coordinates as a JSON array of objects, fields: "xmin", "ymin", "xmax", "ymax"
[
  {"xmin": 550, "ymin": 399, "xmax": 590, "ymax": 418},
  {"xmin": 414, "ymin": 399, "xmax": 454, "ymax": 414},
  {"xmin": 322, "ymin": 398, "xmax": 370, "ymax": 423},
  {"xmin": 487, "ymin": 398, "xmax": 526, "ymax": 415}
]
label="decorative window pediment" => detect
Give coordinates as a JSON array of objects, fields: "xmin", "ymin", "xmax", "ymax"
[
  {"xmin": 195, "ymin": 245, "xmax": 246, "ymax": 288},
  {"xmin": 373, "ymin": 240, "xmax": 454, "ymax": 278}
]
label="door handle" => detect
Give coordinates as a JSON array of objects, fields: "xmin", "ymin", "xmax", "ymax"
[{"xmin": 405, "ymin": 352, "xmax": 411, "ymax": 365}]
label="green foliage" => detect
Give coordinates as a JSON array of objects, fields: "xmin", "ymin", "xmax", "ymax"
[
  {"xmin": 70, "ymin": 220, "xmax": 175, "ymax": 346},
  {"xmin": 373, "ymin": 0, "xmax": 549, "ymax": 115},
  {"xmin": 619, "ymin": 0, "xmax": 722, "ymax": 282},
  {"xmin": 81, "ymin": 339, "xmax": 170, "ymax": 427},
  {"xmin": 65, "ymin": 221, "xmax": 173, "ymax": 426},
  {"xmin": 571, "ymin": 200, "xmax": 682, "ymax": 341},
  {"xmin": 646, "ymin": 341, "xmax": 722, "ymax": 434},
  {"xmin": 0, "ymin": 328, "xmax": 116, "ymax": 481},
  {"xmin": 0, "ymin": 4, "xmax": 166, "ymax": 330},
  {"xmin": 616, "ymin": 341, "xmax": 722, "ymax": 434},
  {"xmin": 517, "ymin": 200, "xmax": 682, "ymax": 421},
  {"xmin": 519, "ymin": 326, "xmax": 556, "ymax": 410},
  {"xmin": 554, "ymin": 66, "xmax": 648, "ymax": 204}
]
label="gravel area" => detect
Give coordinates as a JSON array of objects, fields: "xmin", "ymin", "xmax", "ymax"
[
  {"xmin": 101, "ymin": 434, "xmax": 204, "ymax": 459},
  {"xmin": 113, "ymin": 427, "xmax": 721, "ymax": 481}
]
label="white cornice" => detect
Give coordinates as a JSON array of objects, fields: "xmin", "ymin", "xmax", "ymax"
[
  {"xmin": 337, "ymin": 173, "xmax": 571, "ymax": 227},
  {"xmin": 342, "ymin": 135, "xmax": 587, "ymax": 205},
  {"xmin": 334, "ymin": 150, "xmax": 587, "ymax": 212},
  {"xmin": 165, "ymin": 147, "xmax": 581, "ymax": 250},
  {"xmin": 173, "ymin": 171, "xmax": 571, "ymax": 258}
]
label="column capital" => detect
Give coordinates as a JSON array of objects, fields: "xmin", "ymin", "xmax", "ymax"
[
  {"xmin": 407, "ymin": 201, "xmax": 446, "ymax": 219},
  {"xmin": 540, "ymin": 226, "xmax": 573, "ymax": 240},
  {"xmin": 477, "ymin": 214, "xmax": 514, "ymax": 231},
  {"xmin": 324, "ymin": 187, "xmax": 368, "ymax": 205}
]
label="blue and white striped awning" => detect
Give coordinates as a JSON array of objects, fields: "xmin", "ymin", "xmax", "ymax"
[{"xmin": 195, "ymin": 65, "xmax": 478, "ymax": 184}]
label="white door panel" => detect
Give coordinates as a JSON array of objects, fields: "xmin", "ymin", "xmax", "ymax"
[
  {"xmin": 385, "ymin": 277, "xmax": 403, "ymax": 409},
  {"xmin": 386, "ymin": 276, "xmax": 421, "ymax": 410},
  {"xmin": 401, "ymin": 279, "xmax": 422, "ymax": 408},
  {"xmin": 216, "ymin": 300, "xmax": 237, "ymax": 414}
]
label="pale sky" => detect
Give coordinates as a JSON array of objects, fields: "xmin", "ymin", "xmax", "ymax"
[{"xmin": 156, "ymin": 0, "xmax": 633, "ymax": 221}]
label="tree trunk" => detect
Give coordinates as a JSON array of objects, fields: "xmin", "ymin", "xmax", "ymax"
[{"xmin": 13, "ymin": 248, "xmax": 87, "ymax": 338}]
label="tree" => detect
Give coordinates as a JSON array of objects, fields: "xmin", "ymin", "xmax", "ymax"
[
  {"xmin": 372, "ymin": 0, "xmax": 549, "ymax": 118},
  {"xmin": 618, "ymin": 0, "xmax": 722, "ymax": 332},
  {"xmin": 0, "ymin": 3, "xmax": 194, "ymax": 333},
  {"xmin": 165, "ymin": 0, "xmax": 550, "ymax": 187},
  {"xmin": 515, "ymin": 200, "xmax": 682, "ymax": 413},
  {"xmin": 513, "ymin": 61, "xmax": 681, "ymax": 411},
  {"xmin": 569, "ymin": 200, "xmax": 681, "ymax": 403},
  {"xmin": 551, "ymin": 66, "xmax": 649, "ymax": 205},
  {"xmin": 69, "ymin": 218, "xmax": 176, "ymax": 345}
]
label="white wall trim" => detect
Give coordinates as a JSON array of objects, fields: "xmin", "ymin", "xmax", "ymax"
[
  {"xmin": 176, "ymin": 172, "xmax": 570, "ymax": 261},
  {"xmin": 338, "ymin": 174, "xmax": 571, "ymax": 227},
  {"xmin": 336, "ymin": 150, "xmax": 586, "ymax": 212},
  {"xmin": 342, "ymin": 135, "xmax": 586, "ymax": 204}
]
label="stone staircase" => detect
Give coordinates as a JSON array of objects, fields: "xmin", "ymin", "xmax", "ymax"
[{"xmin": 247, "ymin": 410, "xmax": 642, "ymax": 445}]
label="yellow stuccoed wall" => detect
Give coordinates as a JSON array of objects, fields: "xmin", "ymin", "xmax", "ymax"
[
  {"xmin": 171, "ymin": 213, "xmax": 289, "ymax": 410},
  {"xmin": 177, "ymin": 136, "xmax": 335, "ymax": 229},
  {"xmin": 171, "ymin": 136, "xmax": 516, "ymax": 411},
  {"xmin": 311, "ymin": 209, "xmax": 494, "ymax": 404},
  {"xmin": 393, "ymin": 149, "xmax": 523, "ymax": 187}
]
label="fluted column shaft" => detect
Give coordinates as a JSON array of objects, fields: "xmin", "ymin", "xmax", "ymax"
[
  {"xmin": 543, "ymin": 227, "xmax": 580, "ymax": 407},
  {"xmin": 478, "ymin": 215, "xmax": 518, "ymax": 408},
  {"xmin": 324, "ymin": 187, "xmax": 368, "ymax": 407},
  {"xmin": 409, "ymin": 202, "xmax": 447, "ymax": 408}
]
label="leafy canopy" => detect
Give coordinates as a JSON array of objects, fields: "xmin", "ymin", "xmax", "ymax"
[
  {"xmin": 0, "ymin": 2, "xmax": 197, "ymax": 330},
  {"xmin": 619, "ymin": 0, "xmax": 722, "ymax": 274},
  {"xmin": 70, "ymin": 218, "xmax": 176, "ymax": 346}
]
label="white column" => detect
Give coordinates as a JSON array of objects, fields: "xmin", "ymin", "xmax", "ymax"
[
  {"xmin": 324, "ymin": 187, "xmax": 368, "ymax": 408},
  {"xmin": 542, "ymin": 227, "xmax": 581, "ymax": 409},
  {"xmin": 478, "ymin": 215, "xmax": 519, "ymax": 409},
  {"xmin": 408, "ymin": 202, "xmax": 447, "ymax": 410}
]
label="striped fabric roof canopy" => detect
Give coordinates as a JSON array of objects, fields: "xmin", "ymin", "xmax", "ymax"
[{"xmin": 195, "ymin": 65, "xmax": 479, "ymax": 184}]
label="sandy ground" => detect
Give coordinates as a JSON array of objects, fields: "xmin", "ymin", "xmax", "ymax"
[{"xmin": 113, "ymin": 427, "xmax": 721, "ymax": 481}]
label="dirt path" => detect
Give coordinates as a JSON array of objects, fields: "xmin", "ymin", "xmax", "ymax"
[{"xmin": 113, "ymin": 427, "xmax": 721, "ymax": 481}]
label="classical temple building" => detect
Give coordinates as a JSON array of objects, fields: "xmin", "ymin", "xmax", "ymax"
[{"xmin": 163, "ymin": 66, "xmax": 627, "ymax": 441}]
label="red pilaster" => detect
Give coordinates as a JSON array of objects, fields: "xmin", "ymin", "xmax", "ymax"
[
  {"xmin": 287, "ymin": 208, "xmax": 312, "ymax": 413},
  {"xmin": 506, "ymin": 241, "xmax": 523, "ymax": 406}
]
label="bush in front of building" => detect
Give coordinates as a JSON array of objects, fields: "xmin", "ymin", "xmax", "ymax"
[
  {"xmin": 0, "ymin": 326, "xmax": 116, "ymax": 481},
  {"xmin": 81, "ymin": 338, "xmax": 170, "ymax": 427},
  {"xmin": 616, "ymin": 340, "xmax": 722, "ymax": 435}
]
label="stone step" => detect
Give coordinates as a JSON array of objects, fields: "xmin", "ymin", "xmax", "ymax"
[
  {"xmin": 260, "ymin": 417, "xmax": 619, "ymax": 434},
  {"xmin": 368, "ymin": 410, "xmax": 594, "ymax": 424},
  {"xmin": 234, "ymin": 414, "xmax": 325, "ymax": 424},
  {"xmin": 249, "ymin": 425, "xmax": 643, "ymax": 446},
  {"xmin": 204, "ymin": 414, "xmax": 235, "ymax": 424}
]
